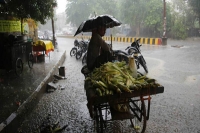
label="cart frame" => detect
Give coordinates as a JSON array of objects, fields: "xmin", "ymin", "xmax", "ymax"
[
  {"xmin": 0, "ymin": 41, "xmax": 34, "ymax": 76},
  {"xmin": 85, "ymin": 79, "xmax": 164, "ymax": 133}
]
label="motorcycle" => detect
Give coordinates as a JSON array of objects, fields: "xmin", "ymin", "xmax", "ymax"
[
  {"xmin": 70, "ymin": 38, "xmax": 89, "ymax": 59},
  {"xmin": 75, "ymin": 38, "xmax": 89, "ymax": 60},
  {"xmin": 70, "ymin": 39, "xmax": 80, "ymax": 57},
  {"xmin": 125, "ymin": 38, "xmax": 148, "ymax": 73},
  {"xmin": 82, "ymin": 47, "xmax": 129, "ymax": 66}
]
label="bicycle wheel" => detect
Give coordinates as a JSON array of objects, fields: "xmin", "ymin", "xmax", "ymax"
[
  {"xmin": 28, "ymin": 53, "xmax": 34, "ymax": 68},
  {"xmin": 15, "ymin": 58, "xmax": 23, "ymax": 76},
  {"xmin": 70, "ymin": 48, "xmax": 77, "ymax": 56},
  {"xmin": 129, "ymin": 98, "xmax": 147, "ymax": 133},
  {"xmin": 76, "ymin": 50, "xmax": 82, "ymax": 60}
]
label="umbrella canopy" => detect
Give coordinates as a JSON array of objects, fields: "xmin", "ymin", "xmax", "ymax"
[{"xmin": 74, "ymin": 14, "xmax": 122, "ymax": 36}]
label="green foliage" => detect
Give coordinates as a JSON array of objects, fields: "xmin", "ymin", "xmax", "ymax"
[
  {"xmin": 66, "ymin": 0, "xmax": 93, "ymax": 27},
  {"xmin": 185, "ymin": 9, "xmax": 197, "ymax": 28},
  {"xmin": 118, "ymin": 0, "xmax": 164, "ymax": 36},
  {"xmin": 118, "ymin": 0, "xmax": 146, "ymax": 26},
  {"xmin": 65, "ymin": 0, "xmax": 198, "ymax": 39},
  {"xmin": 188, "ymin": 0, "xmax": 200, "ymax": 28},
  {"xmin": 188, "ymin": 0, "xmax": 200, "ymax": 17},
  {"xmin": 143, "ymin": 0, "xmax": 163, "ymax": 33},
  {"xmin": 1, "ymin": 0, "xmax": 57, "ymax": 24},
  {"xmin": 66, "ymin": 0, "xmax": 118, "ymax": 27},
  {"xmin": 194, "ymin": 20, "xmax": 199, "ymax": 28},
  {"xmin": 171, "ymin": 19, "xmax": 187, "ymax": 39}
]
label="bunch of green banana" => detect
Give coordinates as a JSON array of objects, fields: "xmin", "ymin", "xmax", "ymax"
[{"xmin": 85, "ymin": 61, "xmax": 161, "ymax": 96}]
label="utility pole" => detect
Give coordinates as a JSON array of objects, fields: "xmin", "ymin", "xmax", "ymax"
[
  {"xmin": 51, "ymin": 2, "xmax": 56, "ymax": 48},
  {"xmin": 163, "ymin": 0, "xmax": 166, "ymax": 38},
  {"xmin": 51, "ymin": 17, "xmax": 55, "ymax": 47},
  {"xmin": 162, "ymin": 0, "xmax": 167, "ymax": 45}
]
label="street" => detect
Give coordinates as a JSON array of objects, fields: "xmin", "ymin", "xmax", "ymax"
[{"xmin": 18, "ymin": 37, "xmax": 200, "ymax": 133}]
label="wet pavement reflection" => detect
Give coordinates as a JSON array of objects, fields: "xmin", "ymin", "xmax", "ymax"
[
  {"xmin": 1, "ymin": 37, "xmax": 200, "ymax": 133},
  {"xmin": 0, "ymin": 51, "xmax": 65, "ymax": 131}
]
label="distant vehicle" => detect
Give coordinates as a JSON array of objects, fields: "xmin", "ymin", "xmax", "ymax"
[
  {"xmin": 55, "ymin": 31, "xmax": 63, "ymax": 36},
  {"xmin": 44, "ymin": 31, "xmax": 50, "ymax": 39},
  {"xmin": 38, "ymin": 31, "xmax": 44, "ymax": 39},
  {"xmin": 37, "ymin": 30, "xmax": 58, "ymax": 47},
  {"xmin": 63, "ymin": 30, "xmax": 73, "ymax": 35}
]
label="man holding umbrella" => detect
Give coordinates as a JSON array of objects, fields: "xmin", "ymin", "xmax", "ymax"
[
  {"xmin": 87, "ymin": 18, "xmax": 113, "ymax": 71},
  {"xmin": 76, "ymin": 15, "xmax": 121, "ymax": 118},
  {"xmin": 74, "ymin": 14, "xmax": 121, "ymax": 71}
]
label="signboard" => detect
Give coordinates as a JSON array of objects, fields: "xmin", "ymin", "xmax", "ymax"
[{"xmin": 0, "ymin": 20, "xmax": 21, "ymax": 32}]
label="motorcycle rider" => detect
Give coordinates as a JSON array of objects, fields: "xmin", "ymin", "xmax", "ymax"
[{"xmin": 86, "ymin": 21, "xmax": 112, "ymax": 71}]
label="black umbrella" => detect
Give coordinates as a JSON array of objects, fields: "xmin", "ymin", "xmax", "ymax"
[{"xmin": 74, "ymin": 14, "xmax": 122, "ymax": 36}]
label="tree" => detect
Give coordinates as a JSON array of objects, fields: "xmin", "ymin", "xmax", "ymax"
[
  {"xmin": 65, "ymin": 0, "xmax": 119, "ymax": 27},
  {"xmin": 143, "ymin": 0, "xmax": 163, "ymax": 37},
  {"xmin": 1, "ymin": 0, "xmax": 57, "ymax": 24},
  {"xmin": 188, "ymin": 0, "xmax": 200, "ymax": 28},
  {"xmin": 0, "ymin": 0, "xmax": 57, "ymax": 35},
  {"xmin": 168, "ymin": 0, "xmax": 189, "ymax": 39},
  {"xmin": 65, "ymin": 0, "xmax": 93, "ymax": 27},
  {"xmin": 118, "ymin": 0, "xmax": 147, "ymax": 36},
  {"xmin": 91, "ymin": 0, "xmax": 119, "ymax": 17}
]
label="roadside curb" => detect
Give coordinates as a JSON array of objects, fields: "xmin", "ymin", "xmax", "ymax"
[{"xmin": 0, "ymin": 51, "xmax": 66, "ymax": 132}]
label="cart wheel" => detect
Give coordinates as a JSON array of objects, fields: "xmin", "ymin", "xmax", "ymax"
[
  {"xmin": 94, "ymin": 106, "xmax": 105, "ymax": 133},
  {"xmin": 129, "ymin": 98, "xmax": 147, "ymax": 133},
  {"xmin": 28, "ymin": 53, "xmax": 34, "ymax": 68},
  {"xmin": 15, "ymin": 58, "xmax": 23, "ymax": 76}
]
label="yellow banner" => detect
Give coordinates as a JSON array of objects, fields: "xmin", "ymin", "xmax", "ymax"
[{"xmin": 0, "ymin": 20, "xmax": 21, "ymax": 32}]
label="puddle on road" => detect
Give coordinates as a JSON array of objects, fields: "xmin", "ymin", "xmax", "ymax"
[
  {"xmin": 171, "ymin": 45, "xmax": 184, "ymax": 48},
  {"xmin": 145, "ymin": 57, "xmax": 165, "ymax": 78}
]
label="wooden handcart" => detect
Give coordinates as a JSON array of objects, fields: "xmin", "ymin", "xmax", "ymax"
[
  {"xmin": 0, "ymin": 41, "xmax": 34, "ymax": 76},
  {"xmin": 84, "ymin": 75, "xmax": 164, "ymax": 133}
]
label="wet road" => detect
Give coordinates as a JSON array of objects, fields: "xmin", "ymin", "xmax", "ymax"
[{"xmin": 18, "ymin": 37, "xmax": 200, "ymax": 133}]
